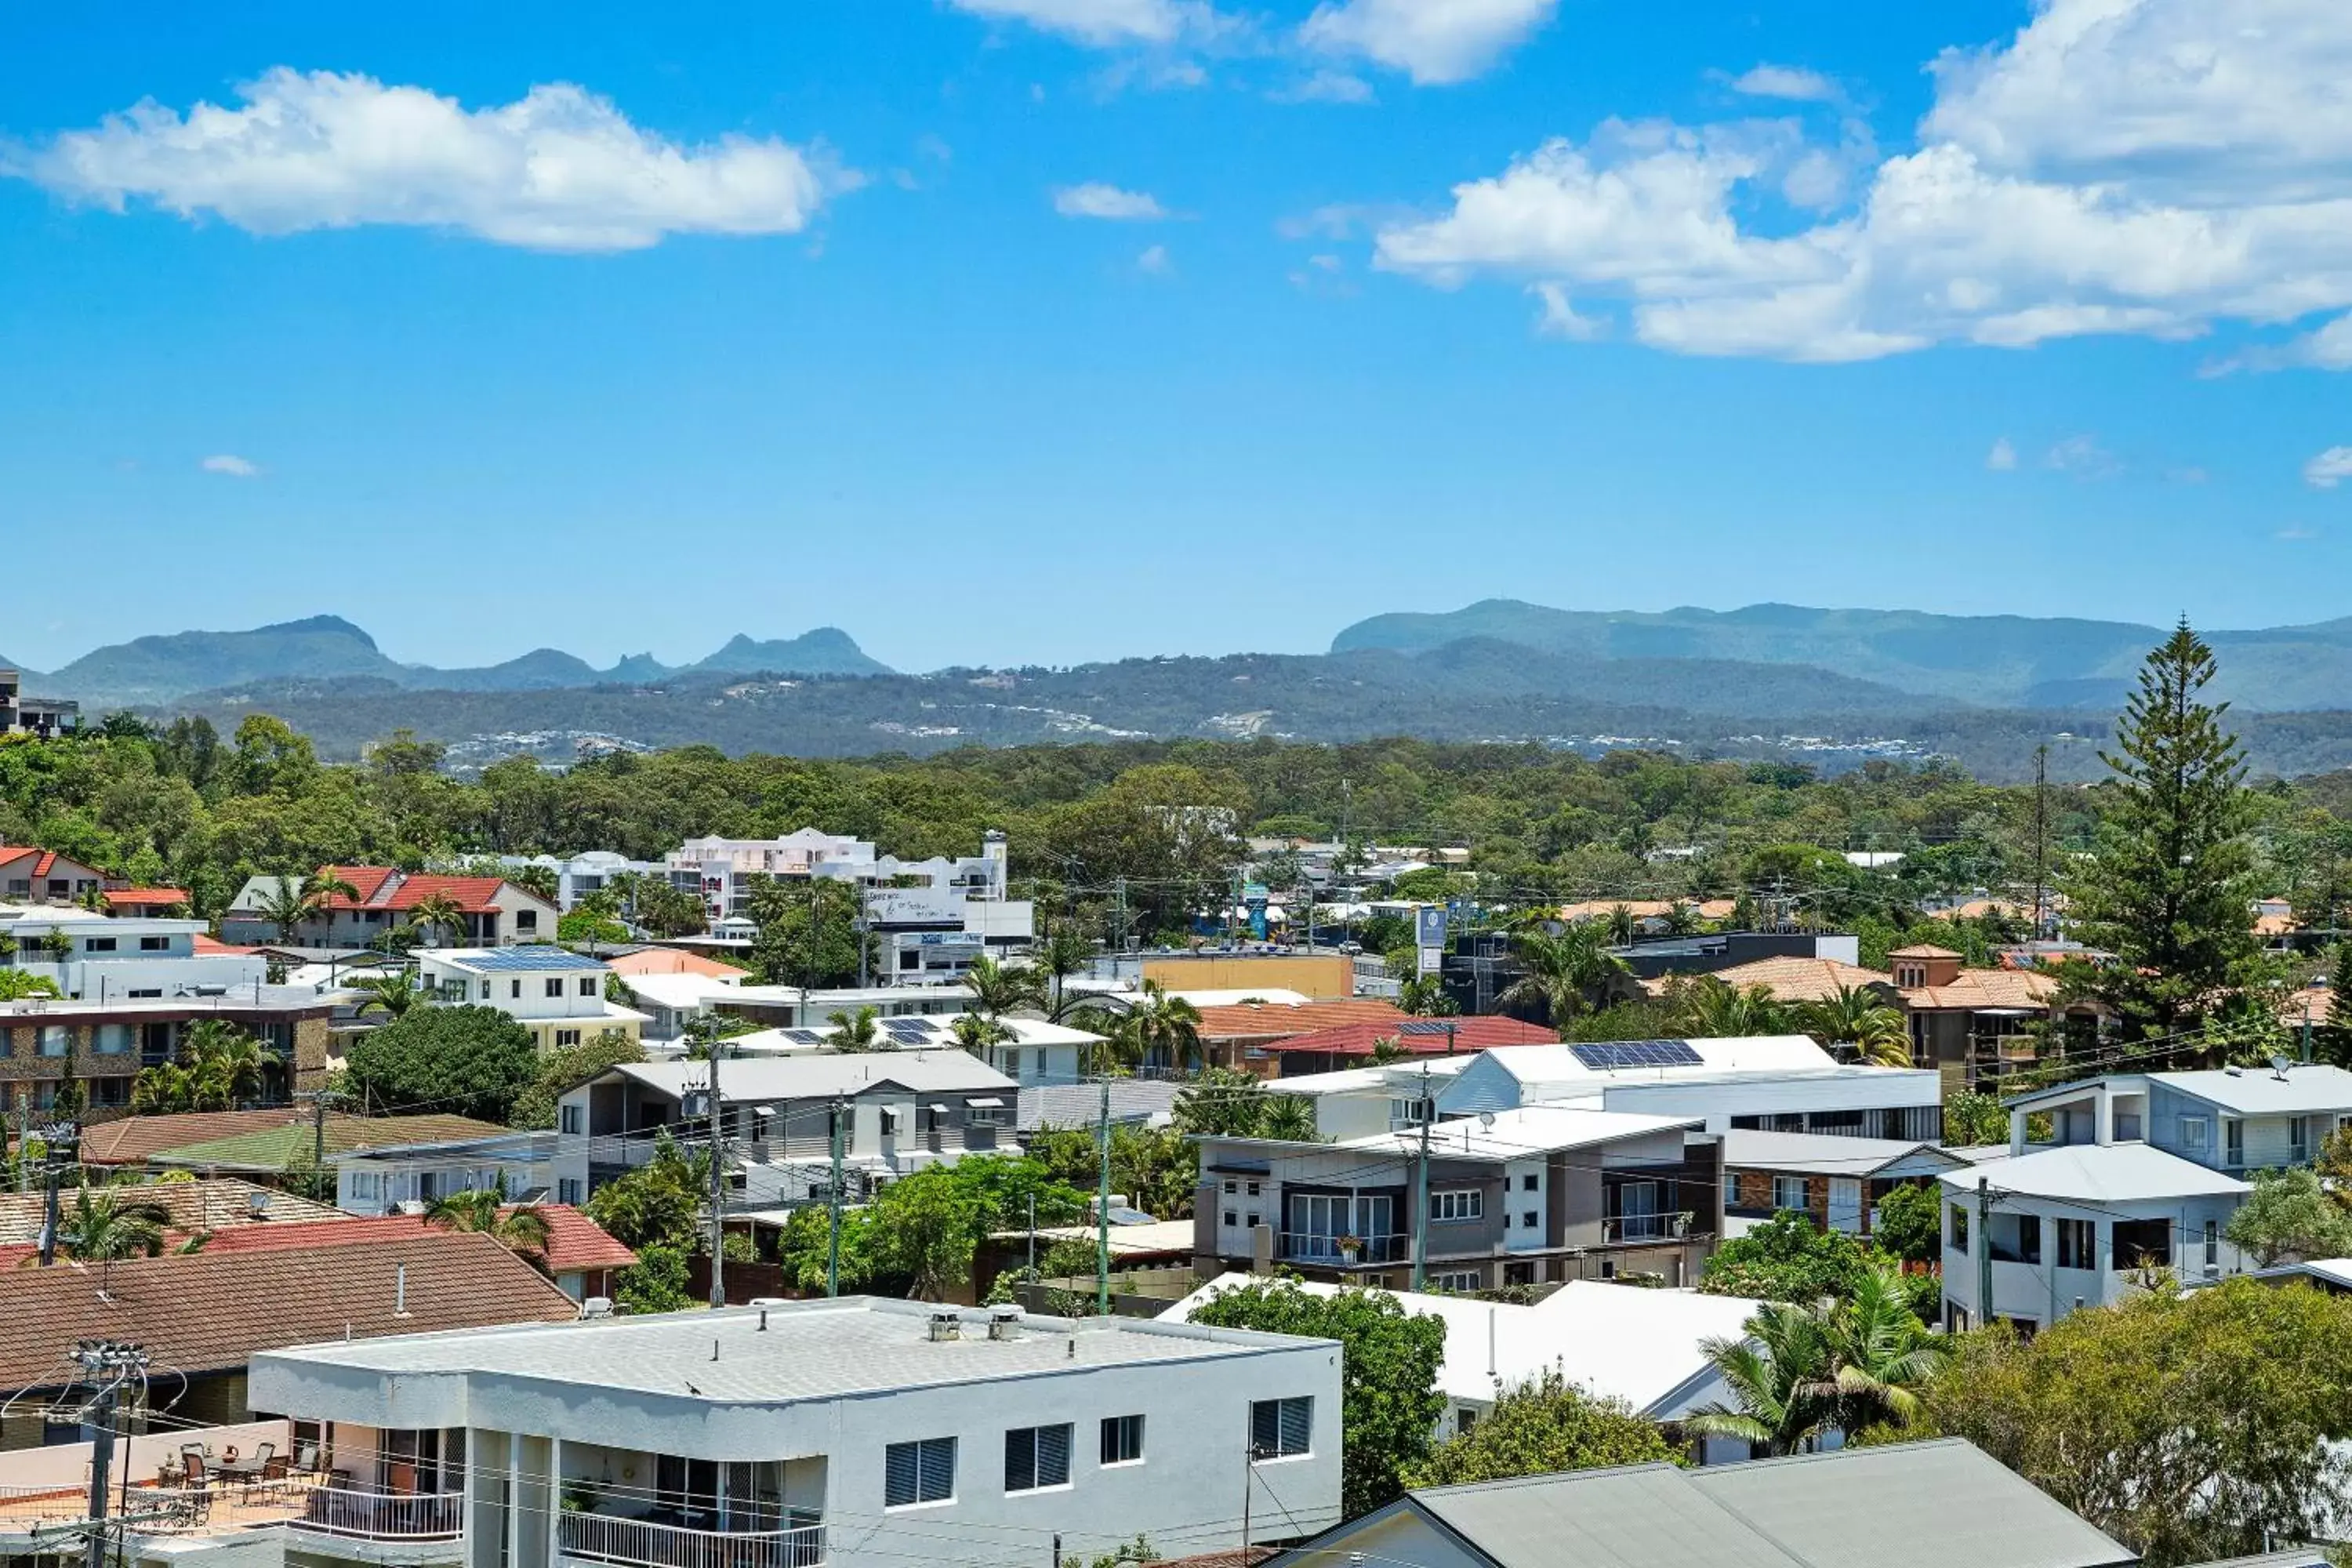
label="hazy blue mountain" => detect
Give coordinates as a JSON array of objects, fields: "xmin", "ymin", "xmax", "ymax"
[
  {"xmin": 688, "ymin": 628, "xmax": 892, "ymax": 677},
  {"xmin": 421, "ymin": 648, "xmax": 605, "ymax": 691},
  {"xmin": 1332, "ymin": 600, "xmax": 2352, "ymax": 711},
  {"xmin": 604, "ymin": 652, "xmax": 672, "ymax": 683}
]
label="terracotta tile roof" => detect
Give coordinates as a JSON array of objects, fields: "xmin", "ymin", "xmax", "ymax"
[
  {"xmin": 605, "ymin": 948, "xmax": 746, "ymax": 980},
  {"xmin": 1900, "ymin": 968, "xmax": 2063, "ymax": 1011},
  {"xmin": 2282, "ymin": 987, "xmax": 2335, "ymax": 1029},
  {"xmin": 193, "ymin": 935, "xmax": 259, "ymax": 955},
  {"xmin": 315, "ymin": 868, "xmax": 516, "ymax": 913},
  {"xmin": 0, "ymin": 1178, "xmax": 343, "ymax": 1246},
  {"xmin": 0, "ymin": 1230, "xmax": 580, "ymax": 1391},
  {"xmin": 1646, "ymin": 956, "xmax": 1892, "ymax": 1004},
  {"xmin": 1278, "ymin": 1015, "xmax": 1559, "ymax": 1059},
  {"xmin": 100, "ymin": 887, "xmax": 188, "ymax": 909},
  {"xmin": 80, "ymin": 1111, "xmax": 509, "ymax": 1169},
  {"xmin": 1193, "ymin": 998, "xmax": 1406, "ymax": 1044},
  {"xmin": 191, "ymin": 1206, "xmax": 637, "ymax": 1278},
  {"xmin": 2256, "ymin": 913, "xmax": 2301, "ymax": 937},
  {"xmin": 1887, "ymin": 945, "xmax": 1962, "ymax": 960}
]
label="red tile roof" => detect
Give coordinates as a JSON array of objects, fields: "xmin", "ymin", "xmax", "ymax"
[
  {"xmin": 1276, "ymin": 1015, "xmax": 1559, "ymax": 1060},
  {"xmin": 194, "ymin": 934, "xmax": 259, "ymax": 955},
  {"xmin": 192, "ymin": 1206, "xmax": 637, "ymax": 1277},
  {"xmin": 315, "ymin": 868, "xmax": 517, "ymax": 913},
  {"xmin": 102, "ymin": 887, "xmax": 189, "ymax": 910},
  {"xmin": 605, "ymin": 948, "xmax": 746, "ymax": 979},
  {"xmin": 0, "ymin": 1231, "xmax": 580, "ymax": 1390}
]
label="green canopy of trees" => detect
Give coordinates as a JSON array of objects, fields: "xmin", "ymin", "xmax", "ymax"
[
  {"xmin": 1403, "ymin": 1370, "xmax": 1678, "ymax": 1487},
  {"xmin": 341, "ymin": 1004, "xmax": 540, "ymax": 1122}
]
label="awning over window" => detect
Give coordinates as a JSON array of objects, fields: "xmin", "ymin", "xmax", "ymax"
[
  {"xmin": 966, "ymin": 1097, "xmax": 1006, "ymax": 1108},
  {"xmin": 927, "ymin": 1102, "xmax": 953, "ymax": 1113}
]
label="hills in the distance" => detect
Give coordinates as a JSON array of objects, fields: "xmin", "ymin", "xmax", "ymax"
[{"xmin": 2, "ymin": 616, "xmax": 889, "ymax": 707}]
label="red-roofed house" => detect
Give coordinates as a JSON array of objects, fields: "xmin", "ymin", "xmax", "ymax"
[
  {"xmin": 1268, "ymin": 1015, "xmax": 1559, "ymax": 1076},
  {"xmin": 219, "ymin": 866, "xmax": 558, "ymax": 947},
  {"xmin": 192, "ymin": 1206, "xmax": 636, "ymax": 1303},
  {"xmin": 0, "ymin": 847, "xmax": 103, "ymax": 907},
  {"xmin": 100, "ymin": 887, "xmax": 190, "ymax": 916}
]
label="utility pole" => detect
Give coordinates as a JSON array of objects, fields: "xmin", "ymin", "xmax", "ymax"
[
  {"xmin": 1411, "ymin": 1066, "xmax": 1434, "ymax": 1290},
  {"xmin": 1096, "ymin": 1082, "xmax": 1112, "ymax": 1316},
  {"xmin": 2031, "ymin": 744, "xmax": 2051, "ymax": 941},
  {"xmin": 706, "ymin": 1047, "xmax": 727, "ymax": 1308},
  {"xmin": 65, "ymin": 1339, "xmax": 146, "ymax": 1568},
  {"xmin": 1026, "ymin": 1194, "xmax": 1037, "ymax": 1278},
  {"xmin": 826, "ymin": 1097, "xmax": 845, "ymax": 1298},
  {"xmin": 1976, "ymin": 1176, "xmax": 1995, "ymax": 1331},
  {"xmin": 855, "ymin": 882, "xmax": 869, "ymax": 991},
  {"xmin": 37, "ymin": 1121, "xmax": 78, "ymax": 1268}
]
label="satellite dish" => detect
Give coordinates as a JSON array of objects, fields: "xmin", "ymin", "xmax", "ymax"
[{"xmin": 1478, "ymin": 1112, "xmax": 1496, "ymax": 1131}]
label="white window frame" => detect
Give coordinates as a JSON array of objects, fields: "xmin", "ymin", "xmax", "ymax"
[
  {"xmin": 1772, "ymin": 1175, "xmax": 1809, "ymax": 1212},
  {"xmin": 1003, "ymin": 1424, "xmax": 1072, "ymax": 1494},
  {"xmin": 1099, "ymin": 1414, "xmax": 1145, "ymax": 1468},
  {"xmin": 1428, "ymin": 1270, "xmax": 1482, "ymax": 1294},
  {"xmin": 884, "ymin": 1437, "xmax": 956, "ymax": 1509},
  {"xmin": 2180, "ymin": 1116, "xmax": 2209, "ymax": 1152},
  {"xmin": 559, "ymin": 1104, "xmax": 583, "ymax": 1135},
  {"xmin": 1250, "ymin": 1397, "xmax": 1312, "ymax": 1460},
  {"xmin": 1428, "ymin": 1189, "xmax": 1483, "ymax": 1223}
]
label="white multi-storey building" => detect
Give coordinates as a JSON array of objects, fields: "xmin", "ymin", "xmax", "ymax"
[
  {"xmin": 0, "ymin": 908, "xmax": 267, "ymax": 1000},
  {"xmin": 497, "ymin": 851, "xmax": 697, "ymax": 913},
  {"xmin": 415, "ymin": 947, "xmax": 648, "ymax": 1053},
  {"xmin": 238, "ymin": 1297, "xmax": 1343, "ymax": 1568}
]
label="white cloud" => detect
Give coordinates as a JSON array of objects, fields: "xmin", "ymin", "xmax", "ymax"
[
  {"xmin": 2278, "ymin": 524, "xmax": 2322, "ymax": 540},
  {"xmin": 1137, "ymin": 243, "xmax": 1172, "ymax": 274},
  {"xmin": 1530, "ymin": 282, "xmax": 1599, "ymax": 339},
  {"xmin": 1730, "ymin": 64, "xmax": 1841, "ymax": 104},
  {"xmin": 2304, "ymin": 446, "xmax": 2352, "ymax": 488},
  {"xmin": 16, "ymin": 68, "xmax": 844, "ymax": 252},
  {"xmin": 946, "ymin": 0, "xmax": 1205, "ymax": 45},
  {"xmin": 1301, "ymin": 0, "xmax": 1558, "ymax": 85},
  {"xmin": 1369, "ymin": 0, "xmax": 2352, "ymax": 362},
  {"xmin": 1053, "ymin": 181, "xmax": 1168, "ymax": 220},
  {"xmin": 200, "ymin": 453, "xmax": 260, "ymax": 477},
  {"xmin": 2045, "ymin": 434, "xmax": 2119, "ymax": 477},
  {"xmin": 1272, "ymin": 70, "xmax": 1377, "ymax": 104},
  {"xmin": 1986, "ymin": 437, "xmax": 2017, "ymax": 470}
]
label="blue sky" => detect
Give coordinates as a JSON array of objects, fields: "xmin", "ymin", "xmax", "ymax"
[{"xmin": 4, "ymin": 0, "xmax": 2350, "ymax": 674}]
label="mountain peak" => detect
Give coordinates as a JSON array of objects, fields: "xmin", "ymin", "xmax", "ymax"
[{"xmin": 252, "ymin": 615, "xmax": 380, "ymax": 651}]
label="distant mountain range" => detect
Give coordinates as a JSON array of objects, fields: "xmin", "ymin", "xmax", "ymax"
[
  {"xmin": 11, "ymin": 601, "xmax": 2352, "ymax": 782},
  {"xmin": 0, "ymin": 615, "xmax": 890, "ymax": 707},
  {"xmin": 1331, "ymin": 600, "xmax": 2352, "ymax": 713}
]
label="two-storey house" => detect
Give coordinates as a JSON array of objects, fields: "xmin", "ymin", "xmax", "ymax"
[
  {"xmin": 222, "ymin": 868, "xmax": 559, "ymax": 948},
  {"xmin": 1192, "ymin": 1105, "xmax": 1723, "ymax": 1292},
  {"xmin": 414, "ymin": 946, "xmax": 648, "ymax": 1053},
  {"xmin": 554, "ymin": 1051, "xmax": 1020, "ymax": 1207}
]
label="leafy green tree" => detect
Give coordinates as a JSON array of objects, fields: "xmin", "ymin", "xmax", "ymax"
[
  {"xmin": 1919, "ymin": 1279, "xmax": 2352, "ymax": 1567},
  {"xmin": 585, "ymin": 1131, "xmax": 708, "ymax": 1250},
  {"xmin": 1942, "ymin": 1091, "xmax": 2010, "ymax": 1148},
  {"xmin": 1188, "ymin": 1278, "xmax": 1448, "ymax": 1519},
  {"xmin": 1700, "ymin": 1211, "xmax": 1929, "ymax": 1319},
  {"xmin": 865, "ymin": 1156, "xmax": 1088, "ymax": 1299},
  {"xmin": 2225, "ymin": 1167, "xmax": 2352, "ymax": 1266},
  {"xmin": 746, "ymin": 877, "xmax": 872, "ymax": 988},
  {"xmin": 509, "ymin": 1029, "xmax": 645, "ymax": 1130},
  {"xmin": 1497, "ymin": 921, "xmax": 1629, "ymax": 1029},
  {"xmin": 343, "ymin": 1005, "xmax": 539, "ymax": 1122},
  {"xmin": 558, "ymin": 909, "xmax": 629, "ymax": 945},
  {"xmin": 1870, "ymin": 1183, "xmax": 1943, "ymax": 1266},
  {"xmin": 0, "ymin": 970, "xmax": 62, "ymax": 1001},
  {"xmin": 2322, "ymin": 943, "xmax": 2352, "ymax": 1068},
  {"xmin": 614, "ymin": 1243, "xmax": 695, "ymax": 1314},
  {"xmin": 2062, "ymin": 623, "xmax": 2262, "ymax": 1044},
  {"xmin": 1396, "ymin": 975, "xmax": 1457, "ymax": 1016},
  {"xmin": 1403, "ymin": 1370, "xmax": 1678, "ymax": 1486}
]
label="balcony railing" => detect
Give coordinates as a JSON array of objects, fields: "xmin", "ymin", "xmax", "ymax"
[
  {"xmin": 1602, "ymin": 1212, "xmax": 1695, "ymax": 1244},
  {"xmin": 561, "ymin": 1512, "xmax": 825, "ymax": 1568},
  {"xmin": 1279, "ymin": 1232, "xmax": 1408, "ymax": 1265},
  {"xmin": 296, "ymin": 1486, "xmax": 464, "ymax": 1541}
]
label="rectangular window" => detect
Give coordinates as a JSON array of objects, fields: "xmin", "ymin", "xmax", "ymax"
[
  {"xmin": 139, "ymin": 936, "xmax": 169, "ymax": 952},
  {"xmin": 1428, "ymin": 1270, "xmax": 1481, "ymax": 1293},
  {"xmin": 559, "ymin": 1178, "xmax": 583, "ymax": 1206},
  {"xmin": 545, "ymin": 978, "xmax": 564, "ymax": 998},
  {"xmin": 37, "ymin": 1025, "xmax": 69, "ymax": 1058},
  {"xmin": 579, "ymin": 976, "xmax": 597, "ymax": 996},
  {"xmin": 128, "ymin": 989, "xmax": 160, "ymax": 1000},
  {"xmin": 2205, "ymin": 1218, "xmax": 2219, "ymax": 1269},
  {"xmin": 884, "ymin": 1439, "xmax": 956, "ymax": 1508},
  {"xmin": 480, "ymin": 981, "xmax": 494, "ymax": 1001},
  {"xmin": 1429, "ymin": 1189, "xmax": 1483, "ymax": 1222},
  {"xmin": 84, "ymin": 936, "xmax": 117, "ymax": 953},
  {"xmin": 1223, "ymin": 1181, "xmax": 1236, "ymax": 1195},
  {"xmin": 1522, "ymin": 1174, "xmax": 1538, "ymax": 1192},
  {"xmin": 93, "ymin": 1025, "xmax": 132, "ymax": 1055},
  {"xmin": 1722, "ymin": 1172, "xmax": 1742, "ymax": 1208},
  {"xmin": 2224, "ymin": 1120, "xmax": 2245, "ymax": 1167},
  {"xmin": 2292, "ymin": 1117, "xmax": 2312, "ymax": 1165},
  {"xmin": 1100, "ymin": 1414, "xmax": 1145, "ymax": 1467},
  {"xmin": 1520, "ymin": 1210, "xmax": 1538, "ymax": 1230},
  {"xmin": 559, "ymin": 1104, "xmax": 583, "ymax": 1135},
  {"xmin": 1773, "ymin": 1176, "xmax": 1809, "ymax": 1212},
  {"xmin": 1004, "ymin": 1424, "xmax": 1071, "ymax": 1493},
  {"xmin": 2016, "ymin": 1214, "xmax": 2042, "ymax": 1265},
  {"xmin": 880, "ymin": 1108, "xmax": 902, "ymax": 1136},
  {"xmin": 2180, "ymin": 1116, "xmax": 2209, "ymax": 1152},
  {"xmin": 967, "ymin": 1103, "xmax": 1006, "ymax": 1127},
  {"xmin": 1950, "ymin": 1203, "xmax": 1969, "ymax": 1253},
  {"xmin": 510, "ymin": 980, "xmax": 521, "ymax": 1000},
  {"xmin": 1222, "ymin": 1210, "xmax": 1238, "ymax": 1227},
  {"xmin": 555, "ymin": 1029, "xmax": 582, "ymax": 1048},
  {"xmin": 1250, "ymin": 1397, "xmax": 1312, "ymax": 1460},
  {"xmin": 517, "ymin": 910, "xmax": 539, "ymax": 931},
  {"xmin": 2056, "ymin": 1218, "xmax": 2096, "ymax": 1269}
]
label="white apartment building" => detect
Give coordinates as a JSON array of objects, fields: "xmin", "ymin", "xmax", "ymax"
[
  {"xmin": 336, "ymin": 1129, "xmax": 560, "ymax": 1216},
  {"xmin": 240, "ymin": 1297, "xmax": 1342, "ymax": 1568},
  {"xmin": 666, "ymin": 829, "xmax": 1033, "ymax": 984},
  {"xmin": 499, "ymin": 851, "xmax": 696, "ymax": 912},
  {"xmin": 415, "ymin": 947, "xmax": 648, "ymax": 1052},
  {"xmin": 0, "ymin": 907, "xmax": 267, "ymax": 1000},
  {"xmin": 555, "ymin": 1051, "xmax": 1020, "ymax": 1207},
  {"xmin": 725, "ymin": 1014, "xmax": 1095, "ymax": 1088}
]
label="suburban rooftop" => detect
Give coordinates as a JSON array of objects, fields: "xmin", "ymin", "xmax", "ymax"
[{"xmin": 255, "ymin": 1295, "xmax": 1335, "ymax": 1403}]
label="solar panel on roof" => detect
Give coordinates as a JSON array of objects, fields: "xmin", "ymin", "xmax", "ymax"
[
  {"xmin": 781, "ymin": 1029, "xmax": 827, "ymax": 1044},
  {"xmin": 1570, "ymin": 1040, "xmax": 1704, "ymax": 1070},
  {"xmin": 459, "ymin": 946, "xmax": 599, "ymax": 972},
  {"xmin": 885, "ymin": 1020, "xmax": 933, "ymax": 1034},
  {"xmin": 1396, "ymin": 1020, "xmax": 1456, "ymax": 1036}
]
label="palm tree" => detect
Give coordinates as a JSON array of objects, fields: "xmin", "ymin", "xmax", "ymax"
[
  {"xmin": 1497, "ymin": 922, "xmax": 1631, "ymax": 1030},
  {"xmin": 827, "ymin": 1007, "xmax": 883, "ymax": 1051},
  {"xmin": 408, "ymin": 891, "xmax": 470, "ymax": 948},
  {"xmin": 130, "ymin": 1059, "xmax": 201, "ymax": 1114},
  {"xmin": 1820, "ymin": 1263, "xmax": 1951, "ymax": 1434},
  {"xmin": 423, "ymin": 1189, "xmax": 553, "ymax": 1258},
  {"xmin": 961, "ymin": 956, "xmax": 1040, "ymax": 1018},
  {"xmin": 1259, "ymin": 1093, "xmax": 1322, "ymax": 1142},
  {"xmin": 1119, "ymin": 980, "xmax": 1203, "ymax": 1074},
  {"xmin": 1796, "ymin": 984, "xmax": 1915, "ymax": 1068},
  {"xmin": 256, "ymin": 869, "xmax": 361, "ymax": 944},
  {"xmin": 1680, "ymin": 977, "xmax": 1791, "ymax": 1038},
  {"xmin": 1661, "ymin": 900, "xmax": 1701, "ymax": 937},
  {"xmin": 1032, "ymin": 927, "xmax": 1098, "ymax": 1021},
  {"xmin": 353, "ymin": 972, "xmax": 420, "ymax": 1019},
  {"xmin": 1606, "ymin": 903, "xmax": 1640, "ymax": 946},
  {"xmin": 948, "ymin": 1014, "xmax": 1011, "ymax": 1058},
  {"xmin": 183, "ymin": 1018, "xmax": 269, "ymax": 1108},
  {"xmin": 1684, "ymin": 1301, "xmax": 1842, "ymax": 1457},
  {"xmin": 46, "ymin": 1184, "xmax": 174, "ymax": 1263}
]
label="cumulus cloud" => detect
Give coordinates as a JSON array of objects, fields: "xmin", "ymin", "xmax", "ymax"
[
  {"xmin": 200, "ymin": 454, "xmax": 260, "ymax": 477},
  {"xmin": 1986, "ymin": 437, "xmax": 2017, "ymax": 470},
  {"xmin": 1053, "ymin": 181, "xmax": 1169, "ymax": 220},
  {"xmin": 946, "ymin": 0, "xmax": 1207, "ymax": 45},
  {"xmin": 1137, "ymin": 243, "xmax": 1172, "ymax": 274},
  {"xmin": 1369, "ymin": 0, "xmax": 2352, "ymax": 361},
  {"xmin": 1301, "ymin": 0, "xmax": 1558, "ymax": 85},
  {"xmin": 15, "ymin": 68, "xmax": 845, "ymax": 252},
  {"xmin": 1729, "ymin": 64, "xmax": 1842, "ymax": 103},
  {"xmin": 2305, "ymin": 446, "xmax": 2352, "ymax": 488}
]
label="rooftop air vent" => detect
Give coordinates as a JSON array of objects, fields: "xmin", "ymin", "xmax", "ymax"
[
  {"xmin": 928, "ymin": 1311, "xmax": 963, "ymax": 1343},
  {"xmin": 580, "ymin": 1297, "xmax": 614, "ymax": 1319},
  {"xmin": 988, "ymin": 1305, "xmax": 1023, "ymax": 1341}
]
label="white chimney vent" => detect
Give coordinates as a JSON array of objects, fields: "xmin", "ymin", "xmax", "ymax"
[
  {"xmin": 988, "ymin": 1305, "xmax": 1023, "ymax": 1341},
  {"xmin": 928, "ymin": 1311, "xmax": 963, "ymax": 1343}
]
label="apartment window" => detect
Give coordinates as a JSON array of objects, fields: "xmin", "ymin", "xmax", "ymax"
[
  {"xmin": 1520, "ymin": 1210, "xmax": 1538, "ymax": 1230},
  {"xmin": 545, "ymin": 978, "xmax": 564, "ymax": 999},
  {"xmin": 139, "ymin": 936, "xmax": 169, "ymax": 952},
  {"xmin": 1428, "ymin": 1270, "xmax": 1481, "ymax": 1293},
  {"xmin": 556, "ymin": 1029, "xmax": 583, "ymax": 1048},
  {"xmin": 1100, "ymin": 1415, "xmax": 1145, "ymax": 1466},
  {"xmin": 967, "ymin": 1102, "xmax": 1007, "ymax": 1127},
  {"xmin": 1722, "ymin": 1173, "xmax": 1743, "ymax": 1209},
  {"xmin": 1772, "ymin": 1176, "xmax": 1809, "ymax": 1212},
  {"xmin": 880, "ymin": 1108, "xmax": 902, "ymax": 1136},
  {"xmin": 884, "ymin": 1438, "xmax": 956, "ymax": 1508},
  {"xmin": 578, "ymin": 976, "xmax": 597, "ymax": 996},
  {"xmin": 1223, "ymin": 1181, "xmax": 1237, "ymax": 1195},
  {"xmin": 1950, "ymin": 1203, "xmax": 1969, "ymax": 1253},
  {"xmin": 128, "ymin": 988, "xmax": 161, "ymax": 999},
  {"xmin": 1521, "ymin": 1174, "xmax": 1538, "ymax": 1192},
  {"xmin": 1222, "ymin": 1210, "xmax": 1238, "ymax": 1228},
  {"xmin": 516, "ymin": 910, "xmax": 539, "ymax": 932},
  {"xmin": 1246, "ymin": 1181, "xmax": 1261, "ymax": 1197},
  {"xmin": 2180, "ymin": 1116, "xmax": 2209, "ymax": 1152},
  {"xmin": 1429, "ymin": 1189, "xmax": 1483, "ymax": 1223},
  {"xmin": 510, "ymin": 980, "xmax": 521, "ymax": 1000},
  {"xmin": 559, "ymin": 1104, "xmax": 583, "ymax": 1135},
  {"xmin": 1250, "ymin": 1398, "xmax": 1312, "ymax": 1459},
  {"xmin": 83, "ymin": 937, "xmax": 116, "ymax": 953},
  {"xmin": 1004, "ymin": 1424, "xmax": 1072, "ymax": 1493},
  {"xmin": 2204, "ymin": 1218, "xmax": 2220, "ymax": 1269},
  {"xmin": 37, "ymin": 1025, "xmax": 69, "ymax": 1058},
  {"xmin": 93, "ymin": 1025, "xmax": 132, "ymax": 1056},
  {"xmin": 559, "ymin": 1178, "xmax": 583, "ymax": 1206},
  {"xmin": 2224, "ymin": 1120, "xmax": 2245, "ymax": 1168},
  {"xmin": 2056, "ymin": 1218, "xmax": 2096, "ymax": 1269}
]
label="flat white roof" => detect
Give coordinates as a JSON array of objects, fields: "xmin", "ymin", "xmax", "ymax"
[
  {"xmin": 1336, "ymin": 1105, "xmax": 1699, "ymax": 1160},
  {"xmin": 1161, "ymin": 1275, "xmax": 1757, "ymax": 1416},
  {"xmin": 2153, "ymin": 1065, "xmax": 2352, "ymax": 1116},
  {"xmin": 609, "ymin": 1050, "xmax": 1015, "ymax": 1102},
  {"xmin": 1939, "ymin": 1142, "xmax": 2250, "ymax": 1203},
  {"xmin": 1269, "ymin": 1058, "xmax": 1474, "ymax": 1097},
  {"xmin": 1479, "ymin": 1036, "xmax": 1842, "ymax": 1086},
  {"xmin": 256, "ymin": 1296, "xmax": 1326, "ymax": 1403},
  {"xmin": 1719, "ymin": 1131, "xmax": 1967, "ymax": 1177}
]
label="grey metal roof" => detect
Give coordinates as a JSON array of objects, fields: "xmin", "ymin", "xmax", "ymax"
[
  {"xmin": 256, "ymin": 1296, "xmax": 1327, "ymax": 1403},
  {"xmin": 1718, "ymin": 1130, "xmax": 1969, "ymax": 1178},
  {"xmin": 1288, "ymin": 1439, "xmax": 2131, "ymax": 1568},
  {"xmin": 2152, "ymin": 1064, "xmax": 2352, "ymax": 1115},
  {"xmin": 612, "ymin": 1051, "xmax": 1015, "ymax": 1104},
  {"xmin": 1018, "ymin": 1080, "xmax": 1180, "ymax": 1133}
]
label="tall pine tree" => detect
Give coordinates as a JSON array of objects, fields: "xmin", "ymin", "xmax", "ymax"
[{"xmin": 2063, "ymin": 622, "xmax": 2259, "ymax": 1045}]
